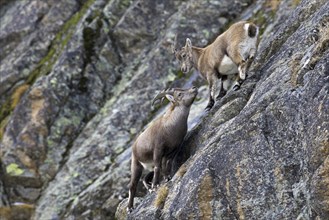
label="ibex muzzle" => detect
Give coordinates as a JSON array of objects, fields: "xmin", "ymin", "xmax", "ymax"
[{"xmin": 127, "ymin": 86, "xmax": 198, "ymax": 211}]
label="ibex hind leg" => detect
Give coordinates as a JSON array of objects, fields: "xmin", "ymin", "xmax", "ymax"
[
  {"xmin": 205, "ymin": 75, "xmax": 217, "ymax": 111},
  {"xmin": 216, "ymin": 77, "xmax": 226, "ymax": 100},
  {"xmin": 127, "ymin": 159, "xmax": 143, "ymax": 211},
  {"xmin": 162, "ymin": 158, "xmax": 172, "ymax": 182}
]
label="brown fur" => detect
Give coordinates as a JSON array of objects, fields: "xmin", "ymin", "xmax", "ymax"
[
  {"xmin": 127, "ymin": 87, "xmax": 198, "ymax": 211},
  {"xmin": 174, "ymin": 21, "xmax": 259, "ymax": 110}
]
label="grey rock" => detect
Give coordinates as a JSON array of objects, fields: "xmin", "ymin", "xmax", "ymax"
[
  {"xmin": 129, "ymin": 0, "xmax": 329, "ymax": 219},
  {"xmin": 0, "ymin": 0, "xmax": 328, "ymax": 219}
]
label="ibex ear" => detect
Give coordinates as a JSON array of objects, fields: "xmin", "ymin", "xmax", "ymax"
[
  {"xmin": 186, "ymin": 38, "xmax": 192, "ymax": 47},
  {"xmin": 185, "ymin": 38, "xmax": 192, "ymax": 54},
  {"xmin": 165, "ymin": 94, "xmax": 176, "ymax": 103}
]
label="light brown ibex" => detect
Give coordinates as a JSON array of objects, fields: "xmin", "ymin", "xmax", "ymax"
[
  {"xmin": 173, "ymin": 21, "xmax": 259, "ymax": 110},
  {"xmin": 127, "ymin": 86, "xmax": 198, "ymax": 211}
]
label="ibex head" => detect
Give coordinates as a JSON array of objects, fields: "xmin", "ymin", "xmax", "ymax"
[
  {"xmin": 152, "ymin": 86, "xmax": 198, "ymax": 107},
  {"xmin": 172, "ymin": 36, "xmax": 194, "ymax": 74}
]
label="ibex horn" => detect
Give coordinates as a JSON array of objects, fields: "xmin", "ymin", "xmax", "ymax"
[{"xmin": 152, "ymin": 88, "xmax": 175, "ymax": 106}]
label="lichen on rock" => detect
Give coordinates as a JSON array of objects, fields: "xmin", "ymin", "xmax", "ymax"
[{"xmin": 0, "ymin": 0, "xmax": 328, "ymax": 219}]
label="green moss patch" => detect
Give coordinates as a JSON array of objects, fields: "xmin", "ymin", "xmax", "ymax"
[
  {"xmin": 6, "ymin": 163, "xmax": 24, "ymax": 176},
  {"xmin": 0, "ymin": 0, "xmax": 96, "ymax": 140}
]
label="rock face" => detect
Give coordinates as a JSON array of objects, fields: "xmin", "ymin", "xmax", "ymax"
[
  {"xmin": 126, "ymin": 0, "xmax": 329, "ymax": 219},
  {"xmin": 0, "ymin": 0, "xmax": 328, "ymax": 219}
]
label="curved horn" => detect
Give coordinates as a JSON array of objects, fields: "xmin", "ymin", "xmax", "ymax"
[{"xmin": 152, "ymin": 88, "xmax": 175, "ymax": 106}]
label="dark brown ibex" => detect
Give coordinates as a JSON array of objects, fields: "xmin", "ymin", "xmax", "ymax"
[
  {"xmin": 127, "ymin": 86, "xmax": 198, "ymax": 211},
  {"xmin": 173, "ymin": 21, "xmax": 259, "ymax": 110}
]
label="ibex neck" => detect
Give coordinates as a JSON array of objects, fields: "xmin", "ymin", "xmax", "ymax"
[
  {"xmin": 163, "ymin": 105, "xmax": 189, "ymax": 129},
  {"xmin": 191, "ymin": 46, "xmax": 204, "ymax": 70}
]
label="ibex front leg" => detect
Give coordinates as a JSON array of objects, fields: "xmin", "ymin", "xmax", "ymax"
[
  {"xmin": 215, "ymin": 77, "xmax": 226, "ymax": 100},
  {"xmin": 143, "ymin": 171, "xmax": 154, "ymax": 192},
  {"xmin": 237, "ymin": 46, "xmax": 256, "ymax": 81},
  {"xmin": 151, "ymin": 149, "xmax": 163, "ymax": 190},
  {"xmin": 249, "ymin": 48, "xmax": 256, "ymax": 60},
  {"xmin": 234, "ymin": 50, "xmax": 248, "ymax": 81},
  {"xmin": 238, "ymin": 61, "xmax": 247, "ymax": 81},
  {"xmin": 229, "ymin": 49, "xmax": 248, "ymax": 90}
]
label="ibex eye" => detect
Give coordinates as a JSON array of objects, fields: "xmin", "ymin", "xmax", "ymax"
[{"xmin": 182, "ymin": 54, "xmax": 186, "ymax": 58}]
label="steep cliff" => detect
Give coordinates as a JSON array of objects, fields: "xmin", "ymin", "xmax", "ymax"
[
  {"xmin": 122, "ymin": 0, "xmax": 329, "ymax": 219},
  {"xmin": 0, "ymin": 0, "xmax": 328, "ymax": 219}
]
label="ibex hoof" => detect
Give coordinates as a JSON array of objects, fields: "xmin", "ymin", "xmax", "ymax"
[
  {"xmin": 149, "ymin": 184, "xmax": 159, "ymax": 192},
  {"xmin": 127, "ymin": 207, "xmax": 133, "ymax": 213},
  {"xmin": 165, "ymin": 177, "xmax": 171, "ymax": 182},
  {"xmin": 205, "ymin": 100, "xmax": 214, "ymax": 111},
  {"xmin": 238, "ymin": 79, "xmax": 244, "ymax": 84},
  {"xmin": 204, "ymin": 106, "xmax": 212, "ymax": 112},
  {"xmin": 233, "ymin": 85, "xmax": 240, "ymax": 91}
]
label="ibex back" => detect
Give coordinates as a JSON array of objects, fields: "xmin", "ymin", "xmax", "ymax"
[
  {"xmin": 127, "ymin": 86, "xmax": 198, "ymax": 211},
  {"xmin": 173, "ymin": 21, "xmax": 259, "ymax": 110}
]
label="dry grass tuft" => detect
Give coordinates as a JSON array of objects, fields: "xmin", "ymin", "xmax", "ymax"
[
  {"xmin": 11, "ymin": 84, "xmax": 30, "ymax": 109},
  {"xmin": 176, "ymin": 164, "xmax": 187, "ymax": 178},
  {"xmin": 154, "ymin": 185, "xmax": 169, "ymax": 208},
  {"xmin": 265, "ymin": 0, "xmax": 281, "ymax": 11},
  {"xmin": 0, "ymin": 116, "xmax": 10, "ymax": 140},
  {"xmin": 198, "ymin": 173, "xmax": 213, "ymax": 219}
]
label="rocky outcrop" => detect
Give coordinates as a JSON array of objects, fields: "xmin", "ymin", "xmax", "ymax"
[
  {"xmin": 122, "ymin": 0, "xmax": 329, "ymax": 219},
  {"xmin": 0, "ymin": 0, "xmax": 328, "ymax": 219}
]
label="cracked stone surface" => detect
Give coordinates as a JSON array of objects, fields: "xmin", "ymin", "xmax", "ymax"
[{"xmin": 0, "ymin": 0, "xmax": 328, "ymax": 219}]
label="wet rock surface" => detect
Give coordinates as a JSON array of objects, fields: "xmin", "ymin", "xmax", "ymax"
[{"xmin": 0, "ymin": 0, "xmax": 328, "ymax": 219}]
